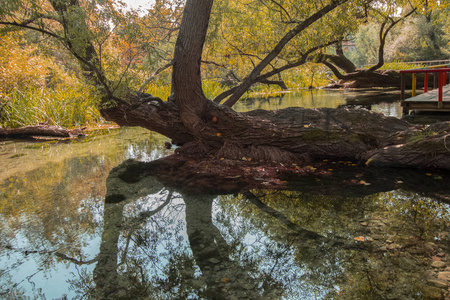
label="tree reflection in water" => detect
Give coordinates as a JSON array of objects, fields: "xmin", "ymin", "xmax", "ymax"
[
  {"xmin": 2, "ymin": 156, "xmax": 448, "ymax": 299},
  {"xmin": 75, "ymin": 158, "xmax": 450, "ymax": 300}
]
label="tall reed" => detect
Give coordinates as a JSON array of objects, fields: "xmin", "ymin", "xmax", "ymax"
[{"xmin": 0, "ymin": 88, "xmax": 103, "ymax": 128}]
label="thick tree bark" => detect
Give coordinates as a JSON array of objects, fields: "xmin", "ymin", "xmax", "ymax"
[
  {"xmin": 101, "ymin": 95, "xmax": 450, "ymax": 169},
  {"xmin": 172, "ymin": 0, "xmax": 214, "ymax": 138},
  {"xmin": 317, "ymin": 41, "xmax": 357, "ymax": 74}
]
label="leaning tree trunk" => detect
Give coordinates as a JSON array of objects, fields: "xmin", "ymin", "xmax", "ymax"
[
  {"xmin": 38, "ymin": 0, "xmax": 450, "ymax": 170},
  {"xmin": 101, "ymin": 94, "xmax": 450, "ymax": 169},
  {"xmin": 172, "ymin": 0, "xmax": 215, "ymax": 139}
]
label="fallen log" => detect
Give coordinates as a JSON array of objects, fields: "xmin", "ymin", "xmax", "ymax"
[{"xmin": 0, "ymin": 125, "xmax": 86, "ymax": 139}]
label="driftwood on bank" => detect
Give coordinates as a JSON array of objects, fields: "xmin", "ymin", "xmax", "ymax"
[{"xmin": 0, "ymin": 125, "xmax": 86, "ymax": 139}]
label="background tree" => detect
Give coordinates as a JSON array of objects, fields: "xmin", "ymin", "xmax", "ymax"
[{"xmin": 315, "ymin": 0, "xmax": 422, "ymax": 88}]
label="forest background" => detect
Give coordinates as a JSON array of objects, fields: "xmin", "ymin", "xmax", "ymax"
[{"xmin": 0, "ymin": 0, "xmax": 449, "ymax": 129}]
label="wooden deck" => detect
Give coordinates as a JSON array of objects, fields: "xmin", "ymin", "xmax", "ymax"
[{"xmin": 401, "ymin": 84, "xmax": 450, "ymax": 114}]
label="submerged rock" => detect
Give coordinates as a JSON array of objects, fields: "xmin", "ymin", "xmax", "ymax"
[{"xmin": 431, "ymin": 261, "xmax": 447, "ymax": 269}]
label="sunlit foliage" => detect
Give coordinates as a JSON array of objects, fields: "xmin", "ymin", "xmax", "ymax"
[{"xmin": 0, "ymin": 0, "xmax": 449, "ymax": 125}]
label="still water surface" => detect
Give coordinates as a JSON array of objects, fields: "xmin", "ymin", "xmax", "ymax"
[{"xmin": 1, "ymin": 90, "xmax": 449, "ymax": 299}]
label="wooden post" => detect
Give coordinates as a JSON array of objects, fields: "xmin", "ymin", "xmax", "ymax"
[
  {"xmin": 438, "ymin": 71, "xmax": 443, "ymax": 108},
  {"xmin": 424, "ymin": 73, "xmax": 428, "ymax": 92},
  {"xmin": 412, "ymin": 73, "xmax": 417, "ymax": 97},
  {"xmin": 400, "ymin": 73, "xmax": 405, "ymax": 100}
]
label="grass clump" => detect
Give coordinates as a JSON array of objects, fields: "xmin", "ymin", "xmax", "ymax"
[
  {"xmin": 374, "ymin": 62, "xmax": 425, "ymax": 70},
  {"xmin": 0, "ymin": 87, "xmax": 103, "ymax": 129}
]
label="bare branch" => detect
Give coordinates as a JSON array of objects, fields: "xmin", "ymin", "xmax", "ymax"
[{"xmin": 138, "ymin": 61, "xmax": 174, "ymax": 93}]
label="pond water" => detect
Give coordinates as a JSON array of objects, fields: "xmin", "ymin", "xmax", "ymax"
[{"xmin": 1, "ymin": 90, "xmax": 449, "ymax": 299}]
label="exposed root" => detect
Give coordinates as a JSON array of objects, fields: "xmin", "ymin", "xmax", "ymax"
[
  {"xmin": 174, "ymin": 139, "xmax": 308, "ymax": 164},
  {"xmin": 215, "ymin": 142, "xmax": 303, "ymax": 163},
  {"xmin": 175, "ymin": 140, "xmax": 221, "ymax": 157}
]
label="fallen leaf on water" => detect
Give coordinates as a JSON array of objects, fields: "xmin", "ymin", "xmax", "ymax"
[{"xmin": 354, "ymin": 236, "xmax": 365, "ymax": 242}]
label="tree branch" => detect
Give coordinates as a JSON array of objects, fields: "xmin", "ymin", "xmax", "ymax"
[
  {"xmin": 0, "ymin": 21, "xmax": 63, "ymax": 40},
  {"xmin": 138, "ymin": 61, "xmax": 174, "ymax": 93},
  {"xmin": 213, "ymin": 39, "xmax": 340, "ymax": 103},
  {"xmin": 368, "ymin": 7, "xmax": 417, "ymax": 72},
  {"xmin": 223, "ymin": 0, "xmax": 349, "ymax": 107}
]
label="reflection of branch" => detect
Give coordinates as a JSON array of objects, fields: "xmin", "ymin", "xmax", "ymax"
[
  {"xmin": 54, "ymin": 252, "xmax": 98, "ymax": 265},
  {"xmin": 243, "ymin": 191, "xmax": 325, "ymax": 240},
  {"xmin": 120, "ymin": 190, "xmax": 174, "ymax": 265},
  {"xmin": 243, "ymin": 191, "xmax": 356, "ymax": 248},
  {"xmin": 2, "ymin": 244, "xmax": 97, "ymax": 265}
]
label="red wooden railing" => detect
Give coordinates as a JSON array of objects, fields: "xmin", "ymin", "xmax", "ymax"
[{"xmin": 400, "ymin": 67, "xmax": 450, "ymax": 104}]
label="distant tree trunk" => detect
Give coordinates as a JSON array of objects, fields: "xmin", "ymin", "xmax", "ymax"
[
  {"xmin": 317, "ymin": 41, "xmax": 357, "ymax": 74},
  {"xmin": 319, "ymin": 8, "xmax": 416, "ymax": 89}
]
